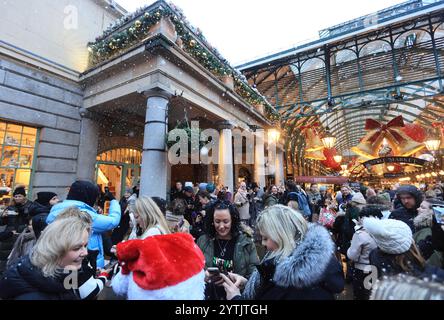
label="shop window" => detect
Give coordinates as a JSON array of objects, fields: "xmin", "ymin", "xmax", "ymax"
[{"xmin": 0, "ymin": 121, "xmax": 38, "ymax": 206}]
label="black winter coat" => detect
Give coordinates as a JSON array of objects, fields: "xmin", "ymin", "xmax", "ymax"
[
  {"xmin": 242, "ymin": 224, "xmax": 344, "ymax": 300},
  {"xmin": 0, "ymin": 256, "xmax": 79, "ymax": 300},
  {"xmin": 111, "ymin": 198, "xmax": 130, "ymax": 245}
]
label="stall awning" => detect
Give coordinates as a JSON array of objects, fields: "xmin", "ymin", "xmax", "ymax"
[{"xmin": 294, "ymin": 176, "xmax": 348, "ymax": 184}]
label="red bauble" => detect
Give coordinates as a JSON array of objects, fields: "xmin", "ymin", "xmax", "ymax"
[
  {"xmin": 402, "ymin": 123, "xmax": 426, "ymax": 142},
  {"xmin": 321, "ymin": 148, "xmax": 341, "ymax": 170}
]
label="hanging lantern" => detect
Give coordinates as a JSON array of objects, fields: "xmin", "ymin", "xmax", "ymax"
[
  {"xmin": 340, "ymin": 164, "xmax": 348, "ymax": 171},
  {"xmin": 424, "ymin": 128, "xmax": 441, "ymax": 151},
  {"xmin": 333, "ymin": 155, "xmax": 343, "ymax": 163},
  {"xmin": 321, "ymin": 127, "xmax": 336, "ymax": 149}
]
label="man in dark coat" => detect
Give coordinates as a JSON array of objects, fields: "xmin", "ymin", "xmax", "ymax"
[
  {"xmin": 31, "ymin": 191, "xmax": 59, "ymax": 239},
  {"xmin": 389, "ymin": 185, "xmax": 423, "ymax": 233},
  {"xmin": 6, "ymin": 187, "xmax": 46, "ymax": 232}
]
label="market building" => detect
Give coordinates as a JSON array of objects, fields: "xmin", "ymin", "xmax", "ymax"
[{"xmin": 1, "ymin": 0, "xmax": 444, "ymax": 203}]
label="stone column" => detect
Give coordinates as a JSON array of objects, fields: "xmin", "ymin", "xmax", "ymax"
[
  {"xmin": 218, "ymin": 121, "xmax": 234, "ymax": 193},
  {"xmin": 275, "ymin": 146, "xmax": 285, "ymax": 186},
  {"xmin": 254, "ymin": 128, "xmax": 266, "ymax": 189},
  {"xmin": 139, "ymin": 89, "xmax": 171, "ymax": 199},
  {"xmin": 76, "ymin": 108, "xmax": 99, "ymax": 182}
]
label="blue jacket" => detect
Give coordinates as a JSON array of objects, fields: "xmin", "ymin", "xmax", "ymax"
[{"xmin": 46, "ymin": 200, "xmax": 121, "ymax": 268}]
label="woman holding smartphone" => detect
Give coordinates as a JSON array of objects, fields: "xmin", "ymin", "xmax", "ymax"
[
  {"xmin": 414, "ymin": 198, "xmax": 444, "ymax": 268},
  {"xmin": 220, "ymin": 205, "xmax": 344, "ymax": 300},
  {"xmin": 196, "ymin": 200, "xmax": 259, "ymax": 300}
]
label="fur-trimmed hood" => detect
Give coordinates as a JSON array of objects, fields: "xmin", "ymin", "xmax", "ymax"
[
  {"xmin": 414, "ymin": 212, "xmax": 433, "ymax": 229},
  {"xmin": 244, "ymin": 224, "xmax": 335, "ymax": 299}
]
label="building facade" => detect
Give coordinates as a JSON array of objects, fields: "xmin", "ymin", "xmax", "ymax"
[{"xmin": 0, "ymin": 0, "xmax": 284, "ymax": 202}]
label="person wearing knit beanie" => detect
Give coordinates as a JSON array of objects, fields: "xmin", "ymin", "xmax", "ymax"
[
  {"xmin": 364, "ymin": 217, "xmax": 413, "ymax": 255},
  {"xmin": 365, "ymin": 217, "xmax": 444, "ymax": 282},
  {"xmin": 13, "ymin": 187, "xmax": 26, "ymax": 198},
  {"xmin": 35, "ymin": 192, "xmax": 58, "ymax": 207}
]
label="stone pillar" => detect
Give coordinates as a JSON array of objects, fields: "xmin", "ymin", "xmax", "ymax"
[
  {"xmin": 254, "ymin": 128, "xmax": 266, "ymax": 189},
  {"xmin": 140, "ymin": 89, "xmax": 171, "ymax": 199},
  {"xmin": 275, "ymin": 146, "xmax": 285, "ymax": 186},
  {"xmin": 76, "ymin": 108, "xmax": 99, "ymax": 182},
  {"xmin": 218, "ymin": 121, "xmax": 234, "ymax": 193}
]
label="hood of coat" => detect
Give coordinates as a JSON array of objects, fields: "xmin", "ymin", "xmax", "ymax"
[
  {"xmin": 396, "ymin": 185, "xmax": 423, "ymax": 210},
  {"xmin": 243, "ymin": 224, "xmax": 335, "ymax": 298},
  {"xmin": 414, "ymin": 211, "xmax": 433, "ymax": 229},
  {"xmin": 273, "ymin": 223, "xmax": 335, "ymax": 288}
]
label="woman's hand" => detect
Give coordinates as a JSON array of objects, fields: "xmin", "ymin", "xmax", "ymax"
[
  {"xmin": 204, "ymin": 270, "xmax": 224, "ymax": 286},
  {"xmin": 227, "ymin": 272, "xmax": 247, "ymax": 289},
  {"xmin": 220, "ymin": 273, "xmax": 241, "ymax": 300}
]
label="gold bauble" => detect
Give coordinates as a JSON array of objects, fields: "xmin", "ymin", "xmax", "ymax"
[
  {"xmin": 190, "ymin": 39, "xmax": 196, "ymax": 47},
  {"xmin": 135, "ymin": 20, "xmax": 142, "ymax": 28}
]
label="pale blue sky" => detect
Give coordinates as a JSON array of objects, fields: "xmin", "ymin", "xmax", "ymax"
[{"xmin": 117, "ymin": 0, "xmax": 405, "ymax": 65}]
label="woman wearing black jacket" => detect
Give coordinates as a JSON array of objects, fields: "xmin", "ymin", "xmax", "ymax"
[
  {"xmin": 0, "ymin": 208, "xmax": 109, "ymax": 300},
  {"xmin": 221, "ymin": 205, "xmax": 344, "ymax": 300}
]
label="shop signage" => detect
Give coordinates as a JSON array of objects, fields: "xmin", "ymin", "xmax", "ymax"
[
  {"xmin": 363, "ymin": 157, "xmax": 427, "ymax": 169},
  {"xmin": 294, "ymin": 176, "xmax": 349, "ymax": 184}
]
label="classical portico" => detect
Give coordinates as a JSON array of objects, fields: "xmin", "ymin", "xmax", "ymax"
[{"xmin": 79, "ymin": 1, "xmax": 283, "ymax": 199}]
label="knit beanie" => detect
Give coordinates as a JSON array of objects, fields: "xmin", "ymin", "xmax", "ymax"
[
  {"xmin": 35, "ymin": 192, "xmax": 57, "ymax": 206},
  {"xmin": 363, "ymin": 217, "xmax": 413, "ymax": 254},
  {"xmin": 13, "ymin": 187, "xmax": 26, "ymax": 197}
]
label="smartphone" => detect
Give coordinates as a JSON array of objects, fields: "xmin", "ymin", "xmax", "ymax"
[
  {"xmin": 207, "ymin": 267, "xmax": 220, "ymax": 276},
  {"xmin": 432, "ymin": 205, "xmax": 444, "ymax": 224}
]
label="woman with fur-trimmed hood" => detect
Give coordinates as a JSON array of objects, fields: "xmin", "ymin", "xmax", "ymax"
[
  {"xmin": 414, "ymin": 198, "xmax": 444, "ymax": 268},
  {"xmin": 220, "ymin": 205, "xmax": 344, "ymax": 300}
]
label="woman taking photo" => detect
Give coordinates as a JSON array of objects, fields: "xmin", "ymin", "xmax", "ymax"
[
  {"xmin": 196, "ymin": 200, "xmax": 259, "ymax": 300},
  {"xmin": 221, "ymin": 205, "xmax": 344, "ymax": 300}
]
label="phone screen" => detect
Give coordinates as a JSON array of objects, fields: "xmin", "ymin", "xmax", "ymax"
[{"xmin": 432, "ymin": 206, "xmax": 444, "ymax": 224}]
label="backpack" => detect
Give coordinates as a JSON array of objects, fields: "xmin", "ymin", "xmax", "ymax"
[{"xmin": 319, "ymin": 207, "xmax": 336, "ymax": 229}]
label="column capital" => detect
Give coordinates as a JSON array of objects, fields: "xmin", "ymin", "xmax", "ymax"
[
  {"xmin": 248, "ymin": 125, "xmax": 264, "ymax": 132},
  {"xmin": 138, "ymin": 85, "xmax": 173, "ymax": 100},
  {"xmin": 217, "ymin": 120, "xmax": 234, "ymax": 130}
]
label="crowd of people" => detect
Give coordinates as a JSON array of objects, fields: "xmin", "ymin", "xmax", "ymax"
[{"xmin": 0, "ymin": 179, "xmax": 443, "ymax": 300}]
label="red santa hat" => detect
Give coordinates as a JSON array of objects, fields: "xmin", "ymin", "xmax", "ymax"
[{"xmin": 112, "ymin": 233, "xmax": 206, "ymax": 300}]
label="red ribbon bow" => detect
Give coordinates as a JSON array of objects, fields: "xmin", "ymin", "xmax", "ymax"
[{"xmin": 365, "ymin": 116, "xmax": 405, "ymax": 144}]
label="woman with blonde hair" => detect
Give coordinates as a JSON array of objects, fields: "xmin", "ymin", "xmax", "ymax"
[
  {"xmin": 221, "ymin": 205, "xmax": 344, "ymax": 300},
  {"xmin": 0, "ymin": 207, "xmax": 111, "ymax": 300},
  {"xmin": 133, "ymin": 196, "xmax": 170, "ymax": 239}
]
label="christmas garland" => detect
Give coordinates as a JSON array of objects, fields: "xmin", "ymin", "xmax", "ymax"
[
  {"xmin": 87, "ymin": 2, "xmax": 280, "ymax": 122},
  {"xmin": 166, "ymin": 120, "xmax": 206, "ymax": 151}
]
